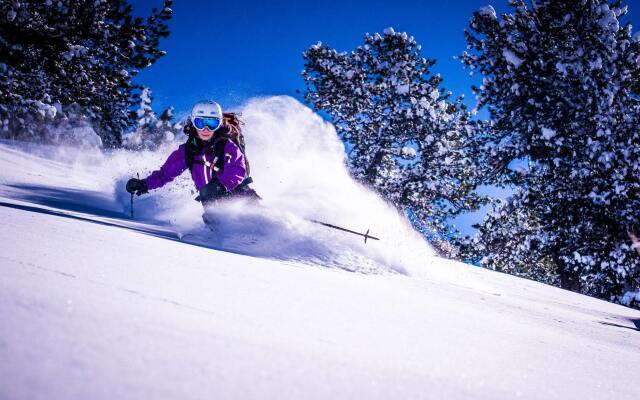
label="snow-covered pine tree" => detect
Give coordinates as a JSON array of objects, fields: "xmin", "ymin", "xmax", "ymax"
[
  {"xmin": 303, "ymin": 28, "xmax": 488, "ymax": 256},
  {"xmin": 0, "ymin": 0, "xmax": 172, "ymax": 146},
  {"xmin": 123, "ymin": 87, "xmax": 182, "ymax": 150},
  {"xmin": 461, "ymin": 1, "xmax": 640, "ymax": 307},
  {"xmin": 463, "ymin": 190, "xmax": 560, "ymax": 285}
]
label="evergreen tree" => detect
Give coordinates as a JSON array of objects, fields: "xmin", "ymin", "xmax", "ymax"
[
  {"xmin": 122, "ymin": 86, "xmax": 182, "ymax": 150},
  {"xmin": 461, "ymin": 1, "xmax": 640, "ymax": 307},
  {"xmin": 303, "ymin": 28, "xmax": 488, "ymax": 256},
  {"xmin": 464, "ymin": 191, "xmax": 560, "ymax": 285},
  {"xmin": 0, "ymin": 0, "xmax": 172, "ymax": 146}
]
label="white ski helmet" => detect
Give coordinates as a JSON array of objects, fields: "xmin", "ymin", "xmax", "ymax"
[{"xmin": 190, "ymin": 100, "xmax": 223, "ymax": 131}]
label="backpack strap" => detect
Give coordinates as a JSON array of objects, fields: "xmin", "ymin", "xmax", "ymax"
[
  {"xmin": 210, "ymin": 127, "xmax": 250, "ymax": 177},
  {"xmin": 212, "ymin": 136, "xmax": 230, "ymax": 172},
  {"xmin": 184, "ymin": 135, "xmax": 202, "ymax": 172},
  {"xmin": 185, "ymin": 134, "xmax": 231, "ymax": 172}
]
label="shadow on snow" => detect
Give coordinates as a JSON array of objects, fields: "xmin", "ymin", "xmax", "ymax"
[{"xmin": 4, "ymin": 183, "xmax": 126, "ymax": 220}]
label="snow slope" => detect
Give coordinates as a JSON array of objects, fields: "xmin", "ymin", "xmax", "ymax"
[{"xmin": 1, "ymin": 97, "xmax": 639, "ymax": 400}]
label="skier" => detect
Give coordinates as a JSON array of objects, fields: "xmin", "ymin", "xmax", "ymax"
[{"xmin": 125, "ymin": 100, "xmax": 258, "ymax": 207}]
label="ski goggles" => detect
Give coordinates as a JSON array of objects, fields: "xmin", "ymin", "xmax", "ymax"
[{"xmin": 193, "ymin": 116, "xmax": 221, "ymax": 130}]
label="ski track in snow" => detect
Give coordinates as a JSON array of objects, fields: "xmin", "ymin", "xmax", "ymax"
[{"xmin": 1, "ymin": 97, "xmax": 639, "ymax": 400}]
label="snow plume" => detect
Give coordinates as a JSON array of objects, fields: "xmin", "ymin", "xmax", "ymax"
[
  {"xmin": 125, "ymin": 96, "xmax": 435, "ymax": 273},
  {"xmin": 0, "ymin": 96, "xmax": 434, "ymax": 274},
  {"xmin": 195, "ymin": 96, "xmax": 435, "ymax": 273}
]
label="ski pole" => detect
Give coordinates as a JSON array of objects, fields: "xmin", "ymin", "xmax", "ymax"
[{"xmin": 309, "ymin": 219, "xmax": 380, "ymax": 243}]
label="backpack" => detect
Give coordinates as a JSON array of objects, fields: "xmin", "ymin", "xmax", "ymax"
[{"xmin": 184, "ymin": 112, "xmax": 251, "ymax": 178}]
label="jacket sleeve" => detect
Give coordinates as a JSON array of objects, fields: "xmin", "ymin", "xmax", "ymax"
[
  {"xmin": 215, "ymin": 140, "xmax": 246, "ymax": 192},
  {"xmin": 144, "ymin": 144, "xmax": 188, "ymax": 191}
]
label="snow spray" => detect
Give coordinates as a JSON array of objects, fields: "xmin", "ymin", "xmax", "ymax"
[{"xmin": 101, "ymin": 96, "xmax": 435, "ymax": 274}]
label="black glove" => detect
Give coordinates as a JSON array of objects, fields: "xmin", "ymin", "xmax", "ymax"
[
  {"xmin": 195, "ymin": 180, "xmax": 229, "ymax": 204},
  {"xmin": 126, "ymin": 178, "xmax": 148, "ymax": 196}
]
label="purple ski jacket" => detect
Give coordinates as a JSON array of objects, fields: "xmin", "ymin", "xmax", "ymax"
[{"xmin": 145, "ymin": 139, "xmax": 246, "ymax": 192}]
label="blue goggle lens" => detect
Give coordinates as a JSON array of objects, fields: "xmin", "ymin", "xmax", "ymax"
[{"xmin": 193, "ymin": 117, "xmax": 220, "ymax": 130}]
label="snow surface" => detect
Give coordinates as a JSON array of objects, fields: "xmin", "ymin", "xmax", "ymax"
[{"xmin": 1, "ymin": 96, "xmax": 639, "ymax": 400}]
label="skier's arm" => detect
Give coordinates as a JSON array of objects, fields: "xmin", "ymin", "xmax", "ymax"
[
  {"xmin": 215, "ymin": 140, "xmax": 246, "ymax": 191},
  {"xmin": 144, "ymin": 144, "xmax": 188, "ymax": 190}
]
